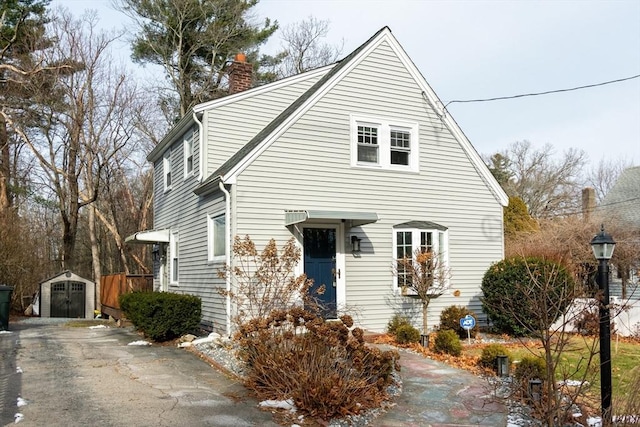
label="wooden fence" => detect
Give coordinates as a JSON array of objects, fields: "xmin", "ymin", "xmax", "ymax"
[{"xmin": 100, "ymin": 273, "xmax": 153, "ymax": 319}]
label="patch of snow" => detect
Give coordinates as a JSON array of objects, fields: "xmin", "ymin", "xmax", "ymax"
[
  {"xmin": 88, "ymin": 325, "xmax": 108, "ymax": 329},
  {"xmin": 586, "ymin": 416, "xmax": 602, "ymax": 427},
  {"xmin": 613, "ymin": 415, "xmax": 640, "ymax": 424},
  {"xmin": 16, "ymin": 367, "xmax": 22, "ymax": 374},
  {"xmin": 17, "ymin": 397, "xmax": 27, "ymax": 407},
  {"xmin": 192, "ymin": 332, "xmax": 224, "ymax": 346},
  {"xmin": 0, "ymin": 330, "xmax": 12, "ymax": 334},
  {"xmin": 178, "ymin": 342, "xmax": 192, "ymax": 348},
  {"xmin": 558, "ymin": 379, "xmax": 588, "ymax": 387},
  {"xmin": 14, "ymin": 413, "xmax": 24, "ymax": 423},
  {"xmin": 127, "ymin": 340, "xmax": 151, "ymax": 346},
  {"xmin": 259, "ymin": 399, "xmax": 297, "ymax": 412}
]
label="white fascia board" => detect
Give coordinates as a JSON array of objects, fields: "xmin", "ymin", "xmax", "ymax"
[
  {"xmin": 222, "ymin": 29, "xmax": 393, "ymax": 184},
  {"xmin": 384, "ymin": 34, "xmax": 509, "ymax": 207},
  {"xmin": 192, "ymin": 65, "xmax": 334, "ymax": 114}
]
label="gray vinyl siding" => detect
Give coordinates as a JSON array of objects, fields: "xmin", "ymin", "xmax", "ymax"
[
  {"xmin": 152, "ymin": 126, "xmax": 228, "ymax": 331},
  {"xmin": 204, "ymin": 76, "xmax": 324, "ymax": 174},
  {"xmin": 232, "ymin": 41, "xmax": 503, "ymax": 332}
]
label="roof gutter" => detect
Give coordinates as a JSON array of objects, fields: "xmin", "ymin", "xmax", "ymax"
[{"xmin": 219, "ymin": 181, "xmax": 232, "ymax": 338}]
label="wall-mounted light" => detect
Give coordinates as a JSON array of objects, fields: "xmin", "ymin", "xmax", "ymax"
[
  {"xmin": 152, "ymin": 244, "xmax": 160, "ymax": 262},
  {"xmin": 351, "ymin": 235, "xmax": 361, "ymax": 253}
]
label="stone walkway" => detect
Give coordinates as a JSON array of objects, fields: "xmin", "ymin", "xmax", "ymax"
[{"xmin": 371, "ymin": 346, "xmax": 507, "ymax": 426}]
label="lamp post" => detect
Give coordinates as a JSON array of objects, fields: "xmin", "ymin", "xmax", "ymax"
[{"xmin": 590, "ymin": 225, "xmax": 616, "ymax": 425}]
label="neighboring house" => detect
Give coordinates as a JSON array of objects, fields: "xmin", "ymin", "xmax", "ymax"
[
  {"xmin": 599, "ymin": 166, "xmax": 640, "ymax": 299},
  {"xmin": 126, "ymin": 27, "xmax": 508, "ymax": 336},
  {"xmin": 600, "ymin": 166, "xmax": 640, "ymax": 231}
]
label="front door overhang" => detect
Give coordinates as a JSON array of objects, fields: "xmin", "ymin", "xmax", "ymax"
[{"xmin": 284, "ymin": 210, "xmax": 378, "ymax": 227}]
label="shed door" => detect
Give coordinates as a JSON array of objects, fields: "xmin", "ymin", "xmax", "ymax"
[
  {"xmin": 50, "ymin": 281, "xmax": 86, "ymax": 318},
  {"xmin": 303, "ymin": 228, "xmax": 337, "ymax": 318}
]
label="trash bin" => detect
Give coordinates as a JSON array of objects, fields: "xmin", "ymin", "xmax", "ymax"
[{"xmin": 0, "ymin": 285, "xmax": 13, "ymax": 330}]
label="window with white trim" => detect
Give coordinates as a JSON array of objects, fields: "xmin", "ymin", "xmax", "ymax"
[
  {"xmin": 170, "ymin": 231, "xmax": 179, "ymax": 284},
  {"xmin": 184, "ymin": 135, "xmax": 194, "ymax": 178},
  {"xmin": 393, "ymin": 226, "xmax": 448, "ymax": 289},
  {"xmin": 207, "ymin": 213, "xmax": 226, "ymax": 261},
  {"xmin": 163, "ymin": 150, "xmax": 172, "ymax": 191},
  {"xmin": 351, "ymin": 115, "xmax": 419, "ymax": 172}
]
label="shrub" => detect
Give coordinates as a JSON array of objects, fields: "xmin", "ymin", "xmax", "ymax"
[
  {"xmin": 236, "ymin": 308, "xmax": 398, "ymax": 420},
  {"xmin": 514, "ymin": 356, "xmax": 546, "ymax": 382},
  {"xmin": 119, "ymin": 291, "xmax": 201, "ymax": 342},
  {"xmin": 387, "ymin": 313, "xmax": 412, "ymax": 336},
  {"xmin": 395, "ymin": 324, "xmax": 420, "ymax": 344},
  {"xmin": 479, "ymin": 343, "xmax": 511, "ymax": 370},
  {"xmin": 433, "ymin": 329, "xmax": 462, "ymax": 356},
  {"xmin": 481, "ymin": 256, "xmax": 576, "ymax": 337},
  {"xmin": 440, "ymin": 305, "xmax": 479, "ymax": 339},
  {"xmin": 573, "ymin": 308, "xmax": 599, "ymax": 336}
]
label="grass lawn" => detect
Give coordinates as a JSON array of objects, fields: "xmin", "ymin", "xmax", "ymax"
[{"xmin": 461, "ymin": 334, "xmax": 640, "ymax": 415}]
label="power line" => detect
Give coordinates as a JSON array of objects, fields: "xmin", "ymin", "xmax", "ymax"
[{"xmin": 444, "ymin": 74, "xmax": 640, "ymax": 109}]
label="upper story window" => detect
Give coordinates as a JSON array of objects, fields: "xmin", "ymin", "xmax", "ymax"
[
  {"xmin": 393, "ymin": 221, "xmax": 448, "ymax": 290},
  {"xmin": 357, "ymin": 125, "xmax": 379, "ymax": 163},
  {"xmin": 163, "ymin": 150, "xmax": 172, "ymax": 191},
  {"xmin": 351, "ymin": 115, "xmax": 419, "ymax": 172},
  {"xmin": 184, "ymin": 136, "xmax": 194, "ymax": 178},
  {"xmin": 207, "ymin": 212, "xmax": 226, "ymax": 262}
]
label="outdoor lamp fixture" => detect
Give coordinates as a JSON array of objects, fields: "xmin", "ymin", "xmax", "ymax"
[
  {"xmin": 496, "ymin": 355, "xmax": 509, "ymax": 377},
  {"xmin": 590, "ymin": 224, "xmax": 616, "ymax": 425},
  {"xmin": 351, "ymin": 235, "xmax": 362, "ymax": 253}
]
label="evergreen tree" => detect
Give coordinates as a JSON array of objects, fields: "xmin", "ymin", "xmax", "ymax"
[
  {"xmin": 117, "ymin": 0, "xmax": 278, "ymax": 119},
  {"xmin": 0, "ymin": 0, "xmax": 51, "ymax": 212}
]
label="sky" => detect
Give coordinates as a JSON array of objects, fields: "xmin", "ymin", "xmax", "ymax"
[{"xmin": 51, "ymin": 0, "xmax": 640, "ymax": 169}]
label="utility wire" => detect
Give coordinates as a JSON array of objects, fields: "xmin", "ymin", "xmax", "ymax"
[{"xmin": 444, "ymin": 74, "xmax": 640, "ymax": 109}]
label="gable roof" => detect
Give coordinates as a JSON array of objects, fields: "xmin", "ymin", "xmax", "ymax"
[
  {"xmin": 147, "ymin": 64, "xmax": 333, "ymax": 163},
  {"xmin": 600, "ymin": 166, "xmax": 640, "ymax": 228},
  {"xmin": 191, "ymin": 27, "xmax": 508, "ymax": 206}
]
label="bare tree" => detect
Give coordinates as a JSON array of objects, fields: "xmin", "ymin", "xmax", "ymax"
[
  {"xmin": 488, "ymin": 140, "xmax": 588, "ymax": 218},
  {"xmin": 586, "ymin": 157, "xmax": 635, "ymax": 203},
  {"xmin": 483, "ymin": 255, "xmax": 599, "ymax": 425},
  {"xmin": 394, "ymin": 248, "xmax": 450, "ymax": 335},
  {"xmin": 277, "ymin": 16, "xmax": 343, "ymax": 77},
  {"xmin": 7, "ymin": 9, "xmax": 133, "ymax": 271}
]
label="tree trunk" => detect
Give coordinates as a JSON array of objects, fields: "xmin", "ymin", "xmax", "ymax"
[
  {"xmin": 422, "ymin": 301, "xmax": 429, "ymax": 334},
  {"xmin": 89, "ymin": 204, "xmax": 101, "ymax": 309},
  {"xmin": 0, "ymin": 116, "xmax": 11, "ymax": 212}
]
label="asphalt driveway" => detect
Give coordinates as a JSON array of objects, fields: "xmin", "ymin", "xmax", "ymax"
[{"xmin": 0, "ymin": 318, "xmax": 279, "ymax": 427}]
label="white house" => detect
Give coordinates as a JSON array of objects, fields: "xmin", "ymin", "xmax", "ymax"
[{"xmin": 127, "ymin": 27, "xmax": 508, "ymax": 336}]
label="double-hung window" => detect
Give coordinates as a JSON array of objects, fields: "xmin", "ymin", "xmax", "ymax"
[
  {"xmin": 357, "ymin": 125, "xmax": 379, "ymax": 163},
  {"xmin": 393, "ymin": 222, "xmax": 448, "ymax": 291},
  {"xmin": 184, "ymin": 135, "xmax": 194, "ymax": 178},
  {"xmin": 390, "ymin": 128, "xmax": 411, "ymax": 165},
  {"xmin": 351, "ymin": 115, "xmax": 419, "ymax": 172},
  {"xmin": 207, "ymin": 213, "xmax": 226, "ymax": 262},
  {"xmin": 170, "ymin": 231, "xmax": 179, "ymax": 285},
  {"xmin": 163, "ymin": 150, "xmax": 172, "ymax": 191}
]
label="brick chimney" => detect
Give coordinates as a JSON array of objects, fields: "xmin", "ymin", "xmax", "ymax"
[
  {"xmin": 228, "ymin": 53, "xmax": 252, "ymax": 94},
  {"xmin": 582, "ymin": 187, "xmax": 596, "ymax": 220}
]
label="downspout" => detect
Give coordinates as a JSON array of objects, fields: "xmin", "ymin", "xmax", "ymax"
[
  {"xmin": 192, "ymin": 112, "xmax": 205, "ymax": 181},
  {"xmin": 219, "ymin": 180, "xmax": 232, "ymax": 337}
]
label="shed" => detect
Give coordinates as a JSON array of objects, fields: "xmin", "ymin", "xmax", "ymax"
[{"xmin": 39, "ymin": 271, "xmax": 95, "ymax": 319}]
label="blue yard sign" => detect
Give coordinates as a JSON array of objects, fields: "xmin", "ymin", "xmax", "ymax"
[
  {"xmin": 459, "ymin": 314, "xmax": 476, "ymax": 330},
  {"xmin": 459, "ymin": 315, "xmax": 476, "ymax": 344}
]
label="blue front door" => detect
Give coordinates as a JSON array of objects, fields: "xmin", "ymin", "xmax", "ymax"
[{"xmin": 304, "ymin": 228, "xmax": 337, "ymax": 318}]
